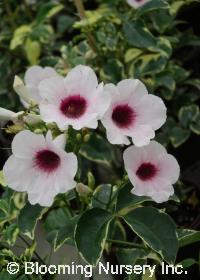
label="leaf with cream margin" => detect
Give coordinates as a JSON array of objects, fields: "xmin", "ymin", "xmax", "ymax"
[
  {"xmin": 18, "ymin": 202, "xmax": 47, "ymax": 239},
  {"xmin": 75, "ymin": 208, "xmax": 112, "ymax": 266}
]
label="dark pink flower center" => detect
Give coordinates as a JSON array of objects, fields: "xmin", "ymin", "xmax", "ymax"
[
  {"xmin": 112, "ymin": 104, "xmax": 136, "ymax": 128},
  {"xmin": 35, "ymin": 149, "xmax": 60, "ymax": 173},
  {"xmin": 136, "ymin": 162, "xmax": 158, "ymax": 181},
  {"xmin": 60, "ymin": 95, "xmax": 87, "ymax": 119}
]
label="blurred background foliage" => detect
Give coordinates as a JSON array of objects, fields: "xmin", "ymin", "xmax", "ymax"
[
  {"xmin": 1, "ymin": 0, "xmax": 200, "ymax": 220},
  {"xmin": 1, "ymin": 0, "xmax": 200, "ymax": 149},
  {"xmin": 1, "ymin": 0, "xmax": 200, "ymax": 278}
]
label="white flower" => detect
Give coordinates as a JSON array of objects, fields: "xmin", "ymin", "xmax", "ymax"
[
  {"xmin": 127, "ymin": 0, "xmax": 150, "ymax": 8},
  {"xmin": 39, "ymin": 65, "xmax": 110, "ymax": 130},
  {"xmin": 101, "ymin": 79, "xmax": 166, "ymax": 146},
  {"xmin": 123, "ymin": 141, "xmax": 180, "ymax": 203},
  {"xmin": 0, "ymin": 107, "xmax": 24, "ymax": 123},
  {"xmin": 14, "ymin": 65, "xmax": 58, "ymax": 106},
  {"xmin": 3, "ymin": 130, "xmax": 77, "ymax": 207}
]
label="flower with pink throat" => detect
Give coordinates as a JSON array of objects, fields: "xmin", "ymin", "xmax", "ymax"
[
  {"xmin": 127, "ymin": 0, "xmax": 150, "ymax": 8},
  {"xmin": 123, "ymin": 141, "xmax": 180, "ymax": 203},
  {"xmin": 3, "ymin": 130, "xmax": 77, "ymax": 207},
  {"xmin": 14, "ymin": 65, "xmax": 58, "ymax": 106},
  {"xmin": 101, "ymin": 79, "xmax": 166, "ymax": 146},
  {"xmin": 39, "ymin": 65, "xmax": 110, "ymax": 130}
]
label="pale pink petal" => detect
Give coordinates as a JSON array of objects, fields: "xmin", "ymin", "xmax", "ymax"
[
  {"xmin": 3, "ymin": 156, "xmax": 36, "ymax": 192},
  {"xmin": 39, "ymin": 76, "xmax": 66, "ymax": 104},
  {"xmin": 12, "ymin": 130, "xmax": 45, "ymax": 159},
  {"xmin": 131, "ymin": 125, "xmax": 155, "ymax": 147},
  {"xmin": 64, "ymin": 65, "xmax": 98, "ymax": 97},
  {"xmin": 136, "ymin": 94, "xmax": 167, "ymax": 130},
  {"xmin": 39, "ymin": 103, "xmax": 68, "ymax": 130},
  {"xmin": 158, "ymin": 154, "xmax": 180, "ymax": 184},
  {"xmin": 117, "ymin": 79, "xmax": 148, "ymax": 104}
]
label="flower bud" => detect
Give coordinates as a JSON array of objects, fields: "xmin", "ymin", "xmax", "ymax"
[
  {"xmin": 76, "ymin": 183, "xmax": 92, "ymax": 197},
  {"xmin": 83, "ymin": 134, "xmax": 90, "ymax": 142},
  {"xmin": 13, "ymin": 76, "xmax": 35, "ymax": 105},
  {"xmin": 0, "ymin": 107, "xmax": 24, "ymax": 123}
]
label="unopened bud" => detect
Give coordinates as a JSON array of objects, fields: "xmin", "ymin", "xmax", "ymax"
[
  {"xmin": 76, "ymin": 183, "xmax": 92, "ymax": 197},
  {"xmin": 83, "ymin": 134, "xmax": 90, "ymax": 142},
  {"xmin": 76, "ymin": 133, "xmax": 82, "ymax": 142}
]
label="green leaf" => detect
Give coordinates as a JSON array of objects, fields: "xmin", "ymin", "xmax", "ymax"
[
  {"xmin": 178, "ymin": 258, "xmax": 197, "ymax": 269},
  {"xmin": 91, "ymin": 184, "xmax": 117, "ymax": 210},
  {"xmin": 178, "ymin": 105, "xmax": 199, "ymax": 128},
  {"xmin": 102, "ymin": 59, "xmax": 124, "ymax": 83},
  {"xmin": 18, "ymin": 203, "xmax": 46, "ymax": 239},
  {"xmin": 3, "ymin": 224, "xmax": 19, "ymax": 246},
  {"xmin": 151, "ymin": 10, "xmax": 173, "ymax": 34},
  {"xmin": 36, "ymin": 3, "xmax": 64, "ymax": 24},
  {"xmin": 125, "ymin": 48, "xmax": 143, "ymax": 63},
  {"xmin": 156, "ymin": 73, "xmax": 175, "ymax": 91},
  {"xmin": 178, "ymin": 229, "xmax": 200, "ymax": 247},
  {"xmin": 24, "ymin": 39, "xmax": 41, "ymax": 65},
  {"xmin": 123, "ymin": 21, "xmax": 157, "ymax": 49},
  {"xmin": 133, "ymin": 54, "xmax": 167, "ymax": 77},
  {"xmin": 136, "ymin": 0, "xmax": 169, "ymax": 17},
  {"xmin": 10, "ymin": 25, "xmax": 32, "ymax": 50},
  {"xmin": 184, "ymin": 78, "xmax": 200, "ymax": 90},
  {"xmin": 170, "ymin": 1, "xmax": 185, "ymax": 16},
  {"xmin": 122, "ymin": 207, "xmax": 178, "ymax": 264},
  {"xmin": 190, "ymin": 114, "xmax": 200, "ymax": 135},
  {"xmin": 116, "ymin": 183, "xmax": 152, "ymax": 214},
  {"xmin": 80, "ymin": 134, "xmax": 113, "ymax": 165},
  {"xmin": 116, "ymin": 248, "xmax": 148, "ymax": 265},
  {"xmin": 170, "ymin": 127, "xmax": 190, "ymax": 148},
  {"xmin": 0, "ymin": 272, "xmax": 17, "ymax": 280},
  {"xmin": 0, "ymin": 171, "xmax": 6, "ymax": 187},
  {"xmin": 44, "ymin": 208, "xmax": 79, "ymax": 250},
  {"xmin": 75, "ymin": 208, "xmax": 112, "ymax": 266}
]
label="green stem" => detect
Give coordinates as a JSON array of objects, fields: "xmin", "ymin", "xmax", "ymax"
[
  {"xmin": 62, "ymin": 195, "xmax": 74, "ymax": 217},
  {"xmin": 19, "ymin": 235, "xmax": 46, "ymax": 265},
  {"xmin": 73, "ymin": 0, "xmax": 97, "ymax": 52},
  {"xmin": 106, "ymin": 239, "xmax": 146, "ymax": 249}
]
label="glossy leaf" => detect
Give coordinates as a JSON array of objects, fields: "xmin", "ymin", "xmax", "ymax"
[
  {"xmin": 178, "ymin": 229, "xmax": 200, "ymax": 247},
  {"xmin": 91, "ymin": 184, "xmax": 117, "ymax": 210},
  {"xmin": 178, "ymin": 105, "xmax": 199, "ymax": 128},
  {"xmin": 44, "ymin": 208, "xmax": 79, "ymax": 250},
  {"xmin": 122, "ymin": 207, "xmax": 178, "ymax": 264},
  {"xmin": 18, "ymin": 203, "xmax": 46, "ymax": 239},
  {"xmin": 75, "ymin": 208, "xmax": 112, "ymax": 266},
  {"xmin": 80, "ymin": 134, "xmax": 113, "ymax": 165}
]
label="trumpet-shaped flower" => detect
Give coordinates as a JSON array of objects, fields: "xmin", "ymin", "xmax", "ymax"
[
  {"xmin": 39, "ymin": 65, "xmax": 110, "ymax": 130},
  {"xmin": 101, "ymin": 79, "xmax": 166, "ymax": 146},
  {"xmin": 0, "ymin": 108, "xmax": 24, "ymax": 123},
  {"xmin": 14, "ymin": 65, "xmax": 58, "ymax": 106},
  {"xmin": 127, "ymin": 0, "xmax": 150, "ymax": 8},
  {"xmin": 3, "ymin": 130, "xmax": 77, "ymax": 207},
  {"xmin": 123, "ymin": 141, "xmax": 180, "ymax": 203}
]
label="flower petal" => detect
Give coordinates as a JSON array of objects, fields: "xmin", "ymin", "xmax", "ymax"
[{"xmin": 12, "ymin": 130, "xmax": 45, "ymax": 159}]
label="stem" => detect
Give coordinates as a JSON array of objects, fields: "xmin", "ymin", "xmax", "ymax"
[
  {"xmin": 73, "ymin": 0, "xmax": 97, "ymax": 52},
  {"xmin": 106, "ymin": 239, "xmax": 146, "ymax": 249},
  {"xmin": 19, "ymin": 235, "xmax": 46, "ymax": 265},
  {"xmin": 62, "ymin": 195, "xmax": 74, "ymax": 217},
  {"xmin": 74, "ymin": 0, "xmax": 85, "ymax": 18}
]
